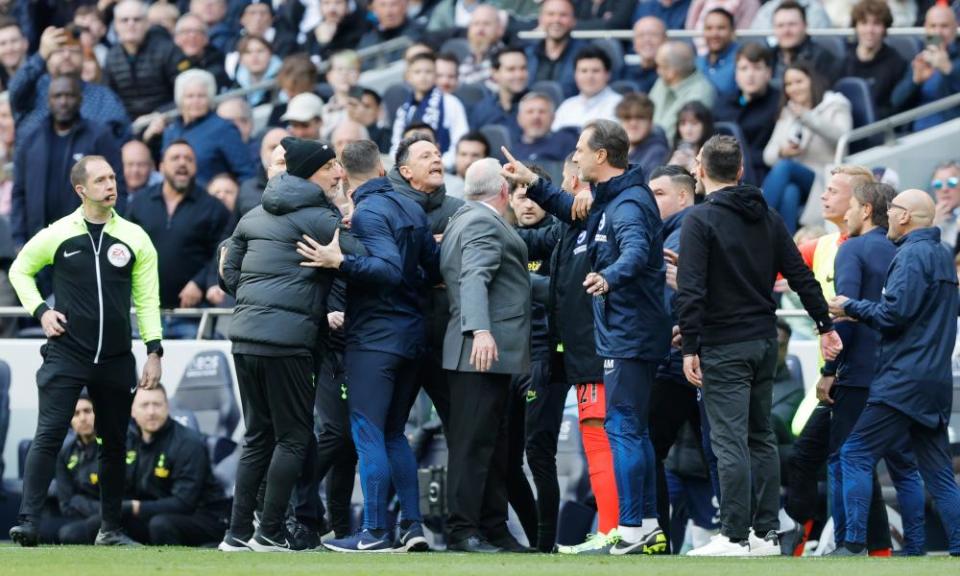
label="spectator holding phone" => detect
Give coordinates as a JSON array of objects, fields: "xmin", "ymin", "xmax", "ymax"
[{"xmin": 891, "ymin": 3, "xmax": 960, "ymax": 130}]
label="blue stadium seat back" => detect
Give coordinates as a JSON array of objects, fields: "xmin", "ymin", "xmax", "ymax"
[
  {"xmin": 785, "ymin": 354, "xmax": 805, "ymax": 390},
  {"xmin": 537, "ymin": 160, "xmax": 565, "ymax": 185},
  {"xmin": 383, "ymin": 83, "xmax": 412, "ymax": 128},
  {"xmin": 169, "ymin": 408, "xmax": 200, "ymax": 432},
  {"xmin": 813, "ymin": 36, "xmax": 846, "ymax": 63},
  {"xmin": 529, "ymin": 80, "xmax": 564, "ymax": 108},
  {"xmin": 206, "ymin": 435, "xmax": 238, "ymax": 465},
  {"xmin": 169, "ymin": 351, "xmax": 240, "ymax": 439},
  {"xmin": 212, "ymin": 445, "xmax": 240, "ymax": 498},
  {"xmin": 611, "ymin": 79, "xmax": 641, "ymax": 96},
  {"xmin": 0, "ymin": 360, "xmax": 9, "ymax": 481},
  {"xmin": 16, "ymin": 326, "xmax": 46, "ymax": 339},
  {"xmin": 479, "ymin": 124, "xmax": 512, "ymax": 162},
  {"xmin": 592, "ymin": 38, "xmax": 625, "ymax": 81},
  {"xmin": 314, "ymin": 82, "xmax": 335, "ymax": 102},
  {"xmin": 440, "ymin": 37, "xmax": 472, "ymax": 63},
  {"xmin": 714, "ymin": 121, "xmax": 758, "ymax": 186},
  {"xmin": 834, "ymin": 77, "xmax": 880, "ymax": 152},
  {"xmin": 886, "ymin": 36, "xmax": 922, "ymax": 63},
  {"xmin": 454, "ymin": 82, "xmax": 489, "ymax": 109}
]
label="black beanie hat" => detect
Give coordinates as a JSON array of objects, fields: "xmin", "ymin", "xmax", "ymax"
[{"xmin": 281, "ymin": 137, "xmax": 337, "ymax": 180}]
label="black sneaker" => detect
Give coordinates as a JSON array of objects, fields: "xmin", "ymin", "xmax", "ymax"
[
  {"xmin": 247, "ymin": 527, "xmax": 294, "ymax": 553},
  {"xmin": 394, "ymin": 521, "xmax": 430, "ymax": 552},
  {"xmin": 287, "ymin": 519, "xmax": 321, "ymax": 551},
  {"xmin": 95, "ymin": 529, "xmax": 142, "ymax": 546},
  {"xmin": 218, "ymin": 532, "xmax": 253, "ymax": 552},
  {"xmin": 610, "ymin": 528, "xmax": 668, "ymax": 556},
  {"xmin": 9, "ymin": 521, "xmax": 39, "ymax": 547}
]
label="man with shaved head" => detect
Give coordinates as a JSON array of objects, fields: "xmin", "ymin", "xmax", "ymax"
[
  {"xmin": 237, "ymin": 127, "xmax": 289, "ymax": 216},
  {"xmin": 829, "ymin": 189, "xmax": 960, "ymax": 556}
]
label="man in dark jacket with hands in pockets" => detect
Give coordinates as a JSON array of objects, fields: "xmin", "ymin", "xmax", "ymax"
[{"xmin": 677, "ymin": 135, "xmax": 841, "ymax": 557}]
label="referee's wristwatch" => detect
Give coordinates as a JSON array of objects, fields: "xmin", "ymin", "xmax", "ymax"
[{"xmin": 147, "ymin": 341, "xmax": 164, "ymax": 358}]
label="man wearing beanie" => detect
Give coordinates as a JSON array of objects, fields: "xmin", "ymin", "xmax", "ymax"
[{"xmin": 217, "ymin": 137, "xmax": 367, "ymax": 552}]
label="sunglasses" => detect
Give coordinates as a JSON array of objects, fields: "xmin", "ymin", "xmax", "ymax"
[{"xmin": 931, "ymin": 176, "xmax": 959, "ymax": 190}]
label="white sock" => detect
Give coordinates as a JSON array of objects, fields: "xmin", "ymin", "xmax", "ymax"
[
  {"xmin": 641, "ymin": 518, "xmax": 661, "ymax": 536},
  {"xmin": 618, "ymin": 525, "xmax": 644, "ymax": 543}
]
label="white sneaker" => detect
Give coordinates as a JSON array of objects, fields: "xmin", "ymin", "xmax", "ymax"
[
  {"xmin": 748, "ymin": 529, "xmax": 781, "ymax": 557},
  {"xmin": 686, "ymin": 534, "xmax": 751, "ymax": 557}
]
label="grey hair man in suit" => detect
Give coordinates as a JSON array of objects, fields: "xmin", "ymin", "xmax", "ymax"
[{"xmin": 440, "ymin": 157, "xmax": 532, "ymax": 553}]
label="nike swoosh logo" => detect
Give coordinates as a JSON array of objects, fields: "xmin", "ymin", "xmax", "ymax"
[
  {"xmin": 357, "ymin": 539, "xmax": 386, "ymax": 550},
  {"xmin": 64, "ymin": 250, "xmax": 81, "ymax": 258}
]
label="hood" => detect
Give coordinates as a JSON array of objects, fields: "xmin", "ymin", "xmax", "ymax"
[
  {"xmin": 352, "ymin": 176, "xmax": 393, "ymax": 206},
  {"xmin": 261, "ymin": 173, "xmax": 331, "ymax": 215},
  {"xmin": 897, "ymin": 226, "xmax": 942, "ymax": 247},
  {"xmin": 815, "ymin": 90, "xmax": 851, "ymax": 114},
  {"xmin": 387, "ymin": 166, "xmax": 448, "ymax": 213},
  {"xmin": 592, "ymin": 165, "xmax": 650, "ymax": 206},
  {"xmin": 707, "ymin": 184, "xmax": 768, "ymax": 222}
]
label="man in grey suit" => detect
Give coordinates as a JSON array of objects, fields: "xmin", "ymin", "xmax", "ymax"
[{"xmin": 441, "ymin": 158, "xmax": 532, "ymax": 553}]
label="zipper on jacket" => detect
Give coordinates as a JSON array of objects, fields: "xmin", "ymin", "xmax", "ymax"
[{"xmin": 88, "ymin": 225, "xmax": 106, "ymax": 364}]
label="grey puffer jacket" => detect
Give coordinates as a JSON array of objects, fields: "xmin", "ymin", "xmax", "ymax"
[{"xmin": 220, "ymin": 173, "xmax": 366, "ymax": 356}]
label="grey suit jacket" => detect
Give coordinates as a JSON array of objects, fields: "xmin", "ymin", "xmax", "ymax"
[{"xmin": 440, "ymin": 201, "xmax": 532, "ymax": 375}]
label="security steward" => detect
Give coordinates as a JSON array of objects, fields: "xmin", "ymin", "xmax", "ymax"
[
  {"xmin": 8, "ymin": 155, "xmax": 163, "ymax": 547},
  {"xmin": 50, "ymin": 393, "xmax": 103, "ymax": 544}
]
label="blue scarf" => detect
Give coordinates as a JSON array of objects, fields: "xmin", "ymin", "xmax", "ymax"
[
  {"xmin": 236, "ymin": 55, "xmax": 283, "ymax": 107},
  {"xmin": 400, "ymin": 87, "xmax": 449, "ymax": 153}
]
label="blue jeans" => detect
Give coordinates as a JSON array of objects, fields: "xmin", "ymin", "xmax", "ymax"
[
  {"xmin": 841, "ymin": 403, "xmax": 958, "ymax": 554},
  {"xmin": 344, "ymin": 349, "xmax": 422, "ymax": 530},
  {"xmin": 603, "ymin": 357, "xmax": 657, "ymax": 528},
  {"xmin": 761, "ymin": 160, "xmax": 816, "ymax": 234}
]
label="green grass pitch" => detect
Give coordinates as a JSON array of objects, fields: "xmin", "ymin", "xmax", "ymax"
[{"xmin": 1, "ymin": 546, "xmax": 957, "ymax": 576}]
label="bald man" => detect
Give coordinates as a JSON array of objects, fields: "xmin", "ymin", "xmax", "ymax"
[
  {"xmin": 829, "ymin": 189, "xmax": 960, "ymax": 556},
  {"xmin": 237, "ymin": 127, "xmax": 290, "ymax": 216},
  {"xmin": 649, "ymin": 42, "xmax": 716, "ymax": 144},
  {"xmin": 891, "ymin": 4, "xmax": 960, "ymax": 131}
]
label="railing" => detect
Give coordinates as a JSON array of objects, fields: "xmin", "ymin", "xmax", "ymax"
[
  {"xmin": 0, "ymin": 306, "xmax": 813, "ymax": 342},
  {"xmin": 833, "ymin": 92, "xmax": 960, "ymax": 164},
  {"xmin": 130, "ymin": 35, "xmax": 413, "ymax": 133},
  {"xmin": 518, "ymin": 26, "xmax": 935, "ymax": 40}
]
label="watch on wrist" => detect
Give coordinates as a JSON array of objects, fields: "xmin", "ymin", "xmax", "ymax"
[{"xmin": 149, "ymin": 345, "xmax": 164, "ymax": 358}]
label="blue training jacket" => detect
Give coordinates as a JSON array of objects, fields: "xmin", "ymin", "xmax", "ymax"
[
  {"xmin": 340, "ymin": 177, "xmax": 441, "ymax": 359},
  {"xmin": 825, "ymin": 227, "xmax": 896, "ymax": 388},
  {"xmin": 657, "ymin": 206, "xmax": 692, "ymax": 382},
  {"xmin": 844, "ymin": 227, "xmax": 959, "ymax": 428},
  {"xmin": 527, "ymin": 165, "xmax": 670, "ymax": 361}
]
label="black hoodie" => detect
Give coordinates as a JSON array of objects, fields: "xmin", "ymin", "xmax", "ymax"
[{"xmin": 676, "ymin": 184, "xmax": 832, "ymax": 355}]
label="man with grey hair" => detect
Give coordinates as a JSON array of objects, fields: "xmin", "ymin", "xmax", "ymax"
[
  {"xmin": 649, "ymin": 41, "xmax": 716, "ymax": 143},
  {"xmin": 298, "ymin": 138, "xmax": 440, "ymax": 553},
  {"xmin": 512, "ymin": 92, "xmax": 577, "ymax": 162},
  {"xmin": 104, "ymin": 0, "xmax": 189, "ymax": 121},
  {"xmin": 331, "ymin": 120, "xmax": 370, "ymax": 157},
  {"xmin": 174, "ymin": 12, "xmax": 229, "ymax": 90},
  {"xmin": 503, "ymin": 118, "xmax": 670, "ymax": 555},
  {"xmin": 440, "ymin": 156, "xmax": 532, "ymax": 553}
]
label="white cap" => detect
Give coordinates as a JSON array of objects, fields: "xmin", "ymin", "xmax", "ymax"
[{"xmin": 280, "ymin": 93, "xmax": 324, "ymax": 123}]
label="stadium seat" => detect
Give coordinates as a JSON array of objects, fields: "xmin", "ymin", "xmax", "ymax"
[
  {"xmin": 592, "ymin": 38, "xmax": 624, "ymax": 80},
  {"xmin": 529, "ymin": 80, "xmax": 564, "ymax": 108},
  {"xmin": 454, "ymin": 82, "xmax": 489, "ymax": 109},
  {"xmin": 834, "ymin": 77, "xmax": 880, "ymax": 152},
  {"xmin": 714, "ymin": 121, "xmax": 758, "ymax": 186},
  {"xmin": 611, "ymin": 79, "xmax": 640, "ymax": 95},
  {"xmin": 440, "ymin": 37, "xmax": 471, "ymax": 63},
  {"xmin": 886, "ymin": 36, "xmax": 922, "ymax": 63},
  {"xmin": 169, "ymin": 408, "xmax": 200, "ymax": 432},
  {"xmin": 169, "ymin": 351, "xmax": 241, "ymax": 440},
  {"xmin": 813, "ymin": 36, "xmax": 846, "ymax": 63},
  {"xmin": 0, "ymin": 360, "xmax": 9, "ymax": 483},
  {"xmin": 382, "ymin": 82, "xmax": 411, "ymax": 129},
  {"xmin": 479, "ymin": 125, "xmax": 512, "ymax": 162}
]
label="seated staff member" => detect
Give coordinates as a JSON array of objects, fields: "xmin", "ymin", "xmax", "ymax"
[{"xmin": 49, "ymin": 394, "xmax": 102, "ymax": 544}]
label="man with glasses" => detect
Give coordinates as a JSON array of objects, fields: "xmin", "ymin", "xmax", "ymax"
[
  {"xmin": 829, "ymin": 189, "xmax": 960, "ymax": 556},
  {"xmin": 103, "ymin": 0, "xmax": 190, "ymax": 122},
  {"xmin": 173, "ymin": 13, "xmax": 229, "ymax": 90},
  {"xmin": 930, "ymin": 161, "xmax": 960, "ymax": 252}
]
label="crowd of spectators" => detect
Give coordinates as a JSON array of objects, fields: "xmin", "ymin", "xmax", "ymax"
[{"xmin": 0, "ymin": 0, "xmax": 959, "ymax": 336}]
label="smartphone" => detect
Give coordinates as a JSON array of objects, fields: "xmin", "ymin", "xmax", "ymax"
[{"xmin": 926, "ymin": 34, "xmax": 943, "ymax": 48}]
